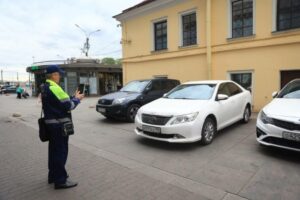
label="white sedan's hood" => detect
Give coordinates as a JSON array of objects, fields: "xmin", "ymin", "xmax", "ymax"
[
  {"xmin": 140, "ymin": 98, "xmax": 210, "ymax": 116},
  {"xmin": 264, "ymin": 98, "xmax": 300, "ymax": 119}
]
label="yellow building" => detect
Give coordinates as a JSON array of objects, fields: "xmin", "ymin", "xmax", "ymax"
[{"xmin": 114, "ymin": 0, "xmax": 300, "ymax": 111}]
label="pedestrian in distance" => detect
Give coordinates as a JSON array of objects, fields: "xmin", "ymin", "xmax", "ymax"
[
  {"xmin": 41, "ymin": 65, "xmax": 84, "ymax": 190},
  {"xmin": 85, "ymin": 82, "xmax": 90, "ymax": 97},
  {"xmin": 22, "ymin": 88, "xmax": 29, "ymax": 99},
  {"xmin": 16, "ymin": 84, "xmax": 23, "ymax": 99}
]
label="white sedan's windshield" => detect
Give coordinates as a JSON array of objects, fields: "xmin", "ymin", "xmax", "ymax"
[
  {"xmin": 120, "ymin": 80, "xmax": 150, "ymax": 93},
  {"xmin": 278, "ymin": 80, "xmax": 300, "ymax": 99},
  {"xmin": 165, "ymin": 84, "xmax": 216, "ymax": 100}
]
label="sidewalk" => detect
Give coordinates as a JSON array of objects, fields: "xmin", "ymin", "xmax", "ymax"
[
  {"xmin": 0, "ymin": 116, "xmax": 208, "ymax": 200},
  {"xmin": 1, "ymin": 95, "xmax": 299, "ymax": 200}
]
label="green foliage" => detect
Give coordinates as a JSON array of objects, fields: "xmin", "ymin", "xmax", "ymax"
[
  {"xmin": 101, "ymin": 57, "xmax": 116, "ymax": 65},
  {"xmin": 101, "ymin": 57, "xmax": 122, "ymax": 65},
  {"xmin": 115, "ymin": 58, "xmax": 122, "ymax": 65}
]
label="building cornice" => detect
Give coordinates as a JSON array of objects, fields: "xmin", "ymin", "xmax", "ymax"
[
  {"xmin": 122, "ymin": 34, "xmax": 300, "ymax": 63},
  {"xmin": 114, "ymin": 0, "xmax": 185, "ymax": 22}
]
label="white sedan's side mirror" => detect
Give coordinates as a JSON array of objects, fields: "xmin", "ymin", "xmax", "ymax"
[
  {"xmin": 163, "ymin": 93, "xmax": 167, "ymax": 97},
  {"xmin": 272, "ymin": 91, "xmax": 278, "ymax": 98},
  {"xmin": 217, "ymin": 94, "xmax": 229, "ymax": 101}
]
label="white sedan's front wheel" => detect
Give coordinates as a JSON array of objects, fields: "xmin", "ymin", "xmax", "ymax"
[{"xmin": 201, "ymin": 118, "xmax": 216, "ymax": 145}]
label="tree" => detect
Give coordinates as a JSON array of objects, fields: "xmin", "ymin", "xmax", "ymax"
[
  {"xmin": 101, "ymin": 57, "xmax": 116, "ymax": 65},
  {"xmin": 115, "ymin": 58, "xmax": 122, "ymax": 65}
]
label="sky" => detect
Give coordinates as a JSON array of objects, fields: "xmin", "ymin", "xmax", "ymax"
[{"xmin": 0, "ymin": 0, "xmax": 142, "ymax": 81}]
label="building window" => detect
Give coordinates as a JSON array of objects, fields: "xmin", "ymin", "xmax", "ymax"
[
  {"xmin": 230, "ymin": 72, "xmax": 252, "ymax": 91},
  {"xmin": 154, "ymin": 20, "xmax": 167, "ymax": 51},
  {"xmin": 277, "ymin": 0, "xmax": 300, "ymax": 31},
  {"xmin": 231, "ymin": 0, "xmax": 253, "ymax": 38},
  {"xmin": 182, "ymin": 12, "xmax": 197, "ymax": 46}
]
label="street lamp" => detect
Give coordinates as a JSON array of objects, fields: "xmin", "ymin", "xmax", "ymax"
[{"xmin": 75, "ymin": 24, "xmax": 101, "ymax": 57}]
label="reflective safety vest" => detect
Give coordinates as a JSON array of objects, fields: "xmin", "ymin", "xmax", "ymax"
[{"xmin": 41, "ymin": 79, "xmax": 80, "ymax": 124}]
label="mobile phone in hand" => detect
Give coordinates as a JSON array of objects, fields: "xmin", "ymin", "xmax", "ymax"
[{"xmin": 78, "ymin": 84, "xmax": 85, "ymax": 94}]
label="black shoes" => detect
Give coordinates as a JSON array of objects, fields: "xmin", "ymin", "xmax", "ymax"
[
  {"xmin": 48, "ymin": 175, "xmax": 69, "ymax": 185},
  {"xmin": 54, "ymin": 179, "xmax": 78, "ymax": 190}
]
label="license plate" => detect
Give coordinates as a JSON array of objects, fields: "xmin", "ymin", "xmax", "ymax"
[
  {"xmin": 282, "ymin": 131, "xmax": 300, "ymax": 142},
  {"xmin": 142, "ymin": 125, "xmax": 161, "ymax": 134},
  {"xmin": 97, "ymin": 107, "xmax": 106, "ymax": 113}
]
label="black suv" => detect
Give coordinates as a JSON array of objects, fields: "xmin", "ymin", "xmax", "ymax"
[{"xmin": 96, "ymin": 78, "xmax": 180, "ymax": 122}]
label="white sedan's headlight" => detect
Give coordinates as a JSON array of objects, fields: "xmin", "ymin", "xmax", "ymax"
[
  {"xmin": 170, "ymin": 112, "xmax": 199, "ymax": 125},
  {"xmin": 112, "ymin": 98, "xmax": 126, "ymax": 105},
  {"xmin": 260, "ymin": 111, "xmax": 274, "ymax": 124}
]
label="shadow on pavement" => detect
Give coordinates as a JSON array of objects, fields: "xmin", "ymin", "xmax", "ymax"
[
  {"xmin": 135, "ymin": 137, "xmax": 203, "ymax": 152},
  {"xmin": 257, "ymin": 144, "xmax": 300, "ymax": 163},
  {"xmin": 216, "ymin": 118, "xmax": 255, "ymax": 136},
  {"xmin": 98, "ymin": 118, "xmax": 131, "ymax": 125}
]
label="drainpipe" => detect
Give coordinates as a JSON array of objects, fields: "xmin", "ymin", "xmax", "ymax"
[
  {"xmin": 122, "ymin": 21, "xmax": 127, "ymax": 84},
  {"xmin": 206, "ymin": 0, "xmax": 212, "ymax": 80}
]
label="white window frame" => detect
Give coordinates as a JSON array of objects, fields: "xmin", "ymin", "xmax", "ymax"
[
  {"xmin": 151, "ymin": 17, "xmax": 168, "ymax": 52},
  {"xmin": 178, "ymin": 8, "xmax": 199, "ymax": 47},
  {"xmin": 153, "ymin": 75, "xmax": 168, "ymax": 79},
  {"xmin": 227, "ymin": 0, "xmax": 256, "ymax": 38},
  {"xmin": 272, "ymin": 0, "xmax": 278, "ymax": 32},
  {"xmin": 227, "ymin": 70, "xmax": 255, "ymax": 101}
]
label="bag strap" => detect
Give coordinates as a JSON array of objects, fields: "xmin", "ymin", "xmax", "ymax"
[
  {"xmin": 40, "ymin": 108, "xmax": 44, "ymax": 118},
  {"xmin": 40, "ymin": 83, "xmax": 46, "ymax": 118}
]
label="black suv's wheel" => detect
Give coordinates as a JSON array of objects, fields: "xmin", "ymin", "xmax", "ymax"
[
  {"xmin": 126, "ymin": 104, "xmax": 140, "ymax": 122},
  {"xmin": 242, "ymin": 106, "xmax": 251, "ymax": 124},
  {"xmin": 201, "ymin": 117, "xmax": 217, "ymax": 145}
]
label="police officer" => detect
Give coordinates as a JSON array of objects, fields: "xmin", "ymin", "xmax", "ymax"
[{"xmin": 41, "ymin": 65, "xmax": 84, "ymax": 189}]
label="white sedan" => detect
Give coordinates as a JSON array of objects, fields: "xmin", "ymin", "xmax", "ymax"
[
  {"xmin": 135, "ymin": 80, "xmax": 252, "ymax": 144},
  {"xmin": 257, "ymin": 79, "xmax": 300, "ymax": 152}
]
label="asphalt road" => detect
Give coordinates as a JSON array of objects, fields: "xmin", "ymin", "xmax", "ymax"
[{"xmin": 0, "ymin": 94, "xmax": 299, "ymax": 200}]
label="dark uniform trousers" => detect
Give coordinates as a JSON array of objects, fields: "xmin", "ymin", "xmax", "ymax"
[{"xmin": 48, "ymin": 124, "xmax": 69, "ymax": 184}]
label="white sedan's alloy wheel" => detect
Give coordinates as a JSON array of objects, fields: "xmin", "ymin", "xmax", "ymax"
[{"xmin": 201, "ymin": 118, "xmax": 216, "ymax": 145}]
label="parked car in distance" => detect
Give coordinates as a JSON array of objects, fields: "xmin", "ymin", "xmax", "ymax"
[
  {"xmin": 96, "ymin": 78, "xmax": 180, "ymax": 122},
  {"xmin": 1, "ymin": 85, "xmax": 16, "ymax": 94},
  {"xmin": 135, "ymin": 80, "xmax": 252, "ymax": 144},
  {"xmin": 257, "ymin": 79, "xmax": 300, "ymax": 152}
]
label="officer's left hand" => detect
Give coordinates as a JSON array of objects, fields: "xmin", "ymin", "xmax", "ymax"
[{"xmin": 75, "ymin": 90, "xmax": 85, "ymax": 100}]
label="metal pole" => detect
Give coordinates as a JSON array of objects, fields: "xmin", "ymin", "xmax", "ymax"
[
  {"xmin": 75, "ymin": 24, "xmax": 100, "ymax": 57},
  {"xmin": 86, "ymin": 37, "xmax": 90, "ymax": 57}
]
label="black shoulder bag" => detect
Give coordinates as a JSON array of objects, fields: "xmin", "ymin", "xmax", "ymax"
[
  {"xmin": 38, "ymin": 109, "xmax": 50, "ymax": 142},
  {"xmin": 62, "ymin": 121, "xmax": 75, "ymax": 137}
]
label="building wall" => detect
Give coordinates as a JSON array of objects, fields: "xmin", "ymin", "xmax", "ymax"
[
  {"xmin": 124, "ymin": 54, "xmax": 208, "ymax": 83},
  {"xmin": 119, "ymin": 0, "xmax": 300, "ymax": 111},
  {"xmin": 212, "ymin": 43, "xmax": 300, "ymax": 111},
  {"xmin": 122, "ymin": 0, "xmax": 206, "ymax": 58}
]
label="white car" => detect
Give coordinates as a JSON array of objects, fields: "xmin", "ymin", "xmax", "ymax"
[
  {"xmin": 257, "ymin": 79, "xmax": 300, "ymax": 152},
  {"xmin": 135, "ymin": 80, "xmax": 252, "ymax": 144}
]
